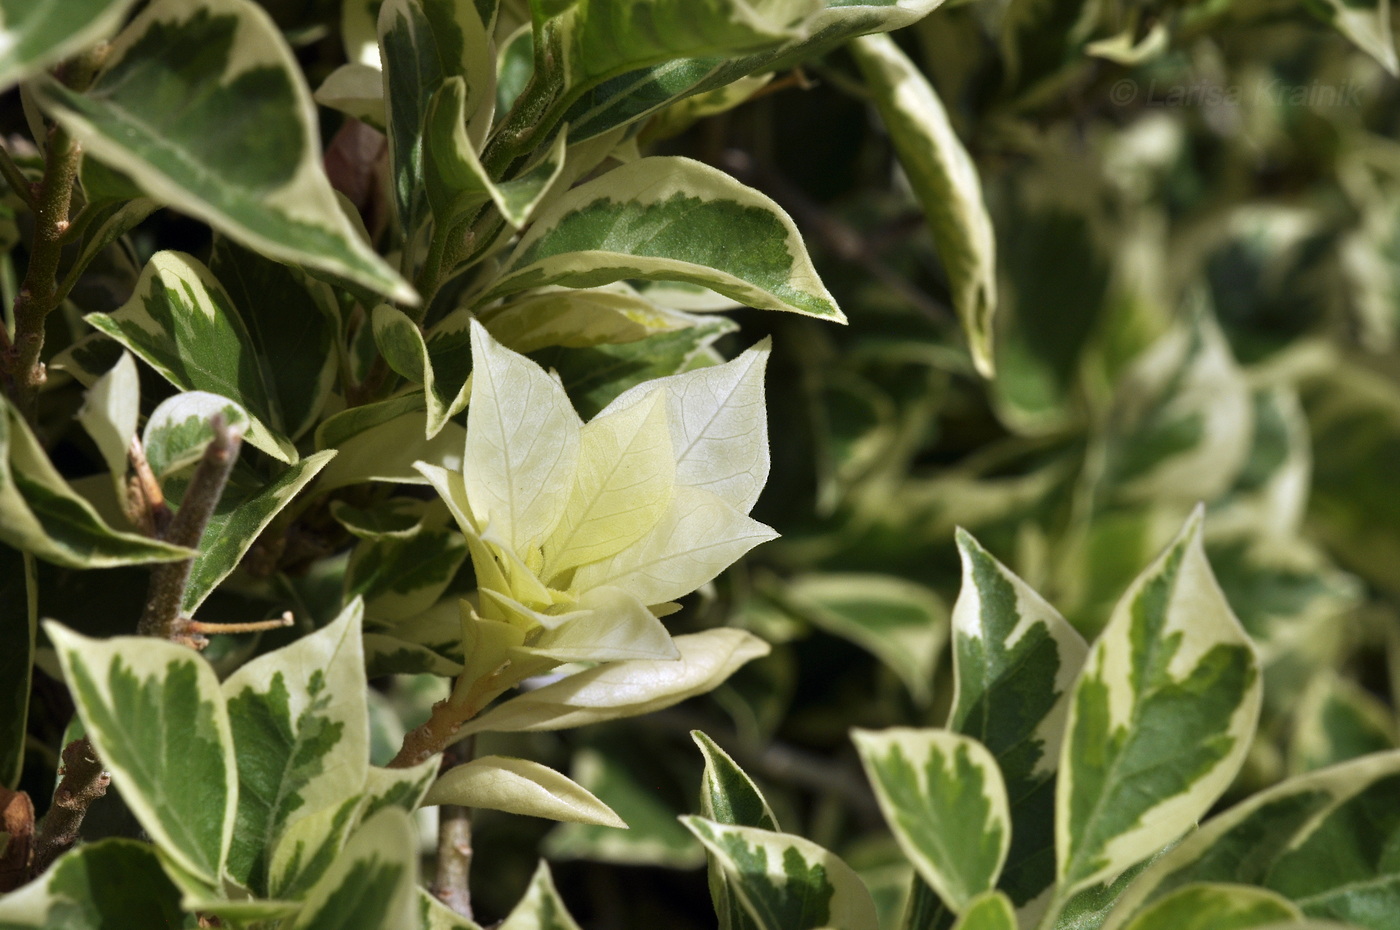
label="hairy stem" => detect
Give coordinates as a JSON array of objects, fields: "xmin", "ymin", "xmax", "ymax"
[
  {"xmin": 138, "ymin": 416, "xmax": 242, "ymax": 639},
  {"xmin": 30, "ymin": 738, "xmax": 109, "ymax": 876}
]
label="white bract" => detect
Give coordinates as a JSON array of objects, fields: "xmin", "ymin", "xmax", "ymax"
[{"xmin": 418, "ymin": 320, "xmax": 777, "ymax": 699}]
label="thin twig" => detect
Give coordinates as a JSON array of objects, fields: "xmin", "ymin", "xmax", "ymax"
[
  {"xmin": 137, "ymin": 416, "xmax": 242, "ymax": 640},
  {"xmin": 125, "ymin": 436, "xmax": 171, "ymax": 537},
  {"xmin": 432, "ymin": 739, "xmax": 476, "ymax": 919},
  {"xmin": 30, "ymin": 738, "xmax": 109, "ymax": 876}
]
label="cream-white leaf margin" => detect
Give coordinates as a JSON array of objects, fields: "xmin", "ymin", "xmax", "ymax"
[
  {"xmin": 422, "ymin": 755, "xmax": 628, "ymax": 827},
  {"xmin": 481, "ymin": 157, "xmax": 843, "ymax": 321},
  {"xmin": 46, "ymin": 623, "xmax": 237, "ymax": 887},
  {"xmin": 457, "ymin": 629, "xmax": 770, "ymax": 738},
  {"xmin": 33, "ymin": 0, "xmax": 414, "ymax": 303},
  {"xmin": 1055, "ymin": 508, "xmax": 1262, "ymax": 899},
  {"xmin": 850, "ymin": 33, "xmax": 996, "ymax": 377},
  {"xmin": 75, "ymin": 351, "xmax": 140, "ymax": 506}
]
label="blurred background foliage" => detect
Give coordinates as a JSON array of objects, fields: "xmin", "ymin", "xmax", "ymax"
[{"xmin": 10, "ymin": 0, "xmax": 1400, "ymax": 925}]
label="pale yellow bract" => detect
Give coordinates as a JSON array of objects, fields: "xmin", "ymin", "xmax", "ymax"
[{"xmin": 417, "ymin": 320, "xmax": 777, "ymax": 696}]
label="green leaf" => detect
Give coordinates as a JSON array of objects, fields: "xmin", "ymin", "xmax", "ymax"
[
  {"xmin": 288, "ymin": 808, "xmax": 418, "ymax": 930},
  {"xmin": 461, "ymin": 629, "xmax": 770, "ymax": 736},
  {"xmin": 371, "ymin": 303, "xmax": 473, "ymax": 438},
  {"xmin": 537, "ymin": 314, "xmax": 737, "ymax": 419},
  {"xmin": 220, "ymin": 601, "xmax": 370, "ymax": 894},
  {"xmin": 480, "ymin": 285, "xmax": 695, "ymax": 354},
  {"xmin": 1289, "ymin": 673, "xmax": 1398, "ymax": 774},
  {"xmin": 141, "ymin": 391, "xmax": 253, "ymax": 484},
  {"xmin": 1101, "ymin": 751, "xmax": 1400, "ymax": 930},
  {"xmin": 84, "ymin": 251, "xmax": 299, "ymax": 463},
  {"xmin": 420, "ymin": 888, "xmax": 487, "ymax": 929},
  {"xmin": 544, "ymin": 745, "xmax": 704, "ymax": 868},
  {"xmin": 949, "ymin": 529, "xmax": 1088, "ymax": 909},
  {"xmin": 47, "ymin": 623, "xmax": 237, "ymax": 887},
  {"xmin": 852, "ymin": 729, "xmax": 1009, "ymax": 914},
  {"xmin": 0, "ymin": 547, "xmax": 34, "ymax": 788},
  {"xmin": 182, "ymin": 449, "xmax": 336, "ymax": 612},
  {"xmin": 1118, "ymin": 884, "xmax": 1300, "ymax": 930},
  {"xmin": 0, "ymin": 0, "xmax": 136, "ymax": 90},
  {"xmin": 780, "ymin": 574, "xmax": 946, "ymax": 706},
  {"xmin": 32, "ymin": 0, "xmax": 413, "ymax": 302},
  {"xmin": 380, "ymin": 0, "xmax": 493, "ymax": 236},
  {"xmin": 482, "ymin": 156, "xmax": 843, "ymax": 321},
  {"xmin": 1100, "ymin": 314, "xmax": 1251, "ymax": 507},
  {"xmin": 208, "ymin": 236, "xmax": 341, "ymax": 441},
  {"xmin": 850, "ymin": 34, "xmax": 997, "ymax": 377},
  {"xmin": 681, "ymin": 816, "xmax": 880, "ymax": 930},
  {"xmin": 557, "ymin": 0, "xmax": 944, "ymax": 143},
  {"xmin": 1056, "ymin": 509, "xmax": 1262, "ymax": 900},
  {"xmin": 951, "ymin": 891, "xmax": 1017, "ymax": 930},
  {"xmin": 360, "ymin": 756, "xmax": 439, "ymax": 820},
  {"xmin": 0, "ymin": 839, "xmax": 182, "ymax": 928},
  {"xmin": 314, "ymin": 392, "xmax": 466, "ymax": 489},
  {"xmin": 364, "ymin": 597, "xmax": 466, "ymax": 677},
  {"xmin": 0, "ymin": 396, "xmax": 192, "ymax": 569},
  {"xmin": 498, "ymin": 861, "xmax": 584, "ymax": 930},
  {"xmin": 533, "ymin": 0, "xmax": 817, "ymax": 95},
  {"xmin": 346, "ymin": 526, "xmax": 468, "ymax": 622},
  {"xmin": 423, "ymin": 755, "xmax": 626, "ymax": 826}
]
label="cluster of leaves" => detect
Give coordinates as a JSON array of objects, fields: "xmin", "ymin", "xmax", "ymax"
[{"xmin": 3, "ymin": 0, "xmax": 1400, "ymax": 928}]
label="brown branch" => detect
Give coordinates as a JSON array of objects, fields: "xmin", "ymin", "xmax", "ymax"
[
  {"xmin": 0, "ymin": 786, "xmax": 35, "ymax": 892},
  {"xmin": 431, "ymin": 739, "xmax": 476, "ymax": 919},
  {"xmin": 30, "ymin": 738, "xmax": 109, "ymax": 876},
  {"xmin": 138, "ymin": 416, "xmax": 242, "ymax": 639}
]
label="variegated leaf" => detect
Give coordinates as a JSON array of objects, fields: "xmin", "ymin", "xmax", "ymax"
[
  {"xmin": 0, "ymin": 839, "xmax": 182, "ymax": 927},
  {"xmin": 84, "ymin": 251, "xmax": 298, "ymax": 463},
  {"xmin": 498, "ymin": 861, "xmax": 583, "ymax": 930},
  {"xmin": 141, "ymin": 391, "xmax": 252, "ymax": 484},
  {"xmin": 47, "ymin": 624, "xmax": 237, "ymax": 888},
  {"xmin": 780, "ymin": 574, "xmax": 946, "ymax": 706},
  {"xmin": 420, "ymin": 887, "xmax": 487, "ymax": 929},
  {"xmin": 1118, "ymin": 883, "xmax": 1300, "ymax": 930},
  {"xmin": 681, "ymin": 816, "xmax": 879, "ymax": 930},
  {"xmin": 850, "ymin": 34, "xmax": 996, "ymax": 377},
  {"xmin": 557, "ymin": 0, "xmax": 944, "ymax": 143},
  {"xmin": 364, "ymin": 597, "xmax": 466, "ymax": 677},
  {"xmin": 182, "ymin": 449, "xmax": 336, "ymax": 612},
  {"xmin": 32, "ymin": 0, "xmax": 412, "ymax": 301},
  {"xmin": 694, "ymin": 730, "xmax": 779, "ymax": 831},
  {"xmin": 314, "ymin": 62, "xmax": 386, "ymax": 128},
  {"xmin": 371, "ymin": 303, "xmax": 472, "ymax": 438},
  {"xmin": 1289, "ymin": 673, "xmax": 1398, "ymax": 774},
  {"xmin": 694, "ymin": 729, "xmax": 778, "ymax": 930},
  {"xmin": 287, "ymin": 808, "xmax": 417, "ymax": 930},
  {"xmin": 220, "ymin": 601, "xmax": 370, "ymax": 894},
  {"xmin": 481, "ymin": 157, "xmax": 842, "ymax": 321},
  {"xmin": 949, "ymin": 529, "xmax": 1087, "ymax": 909},
  {"xmin": 0, "ymin": 546, "xmax": 34, "ymax": 788},
  {"xmin": 208, "ymin": 237, "xmax": 340, "ymax": 442},
  {"xmin": 314, "ymin": 392, "xmax": 465, "ymax": 489},
  {"xmin": 0, "ymin": 396, "xmax": 191, "ymax": 569},
  {"xmin": 1102, "ymin": 751, "xmax": 1400, "ymax": 929},
  {"xmin": 346, "ymin": 526, "xmax": 468, "ymax": 622},
  {"xmin": 1101, "ymin": 313, "xmax": 1251, "ymax": 507},
  {"xmin": 460, "ymin": 629, "xmax": 770, "ymax": 736},
  {"xmin": 538, "ymin": 314, "xmax": 738, "ymax": 419},
  {"xmin": 853, "ymin": 729, "xmax": 1009, "ymax": 914},
  {"xmin": 423, "ymin": 755, "xmax": 626, "ymax": 826},
  {"xmin": 380, "ymin": 0, "xmax": 493, "ymax": 236},
  {"xmin": 360, "ymin": 756, "xmax": 439, "ymax": 820},
  {"xmin": 267, "ymin": 793, "xmax": 363, "ymax": 901},
  {"xmin": 75, "ymin": 352, "xmax": 140, "ymax": 506},
  {"xmin": 480, "ymin": 285, "xmax": 694, "ymax": 354},
  {"xmin": 951, "ymin": 891, "xmax": 1017, "ymax": 930},
  {"xmin": 1056, "ymin": 509, "xmax": 1262, "ymax": 901},
  {"xmin": 0, "ymin": 0, "xmax": 136, "ymax": 89},
  {"xmin": 544, "ymin": 746, "xmax": 703, "ymax": 869},
  {"xmin": 1314, "ymin": 0, "xmax": 1397, "ymax": 74}
]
